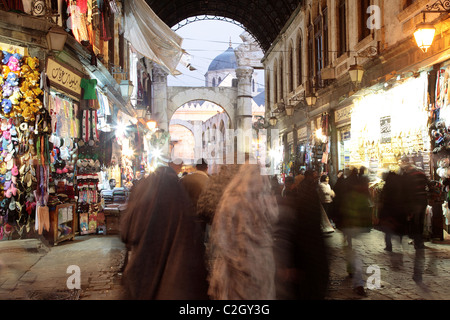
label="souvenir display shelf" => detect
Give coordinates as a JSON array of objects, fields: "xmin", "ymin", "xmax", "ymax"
[{"xmin": 48, "ymin": 203, "xmax": 76, "ymax": 245}]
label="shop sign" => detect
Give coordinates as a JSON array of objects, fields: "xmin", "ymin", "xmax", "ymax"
[
  {"xmin": 46, "ymin": 57, "xmax": 83, "ymax": 99},
  {"xmin": 342, "ymin": 130, "xmax": 351, "ymax": 141},
  {"xmin": 0, "ymin": 42, "xmax": 27, "ymax": 56},
  {"xmin": 287, "ymin": 132, "xmax": 294, "ymax": 144},
  {"xmin": 335, "ymin": 105, "xmax": 353, "ymax": 124},
  {"xmin": 380, "ymin": 116, "xmax": 391, "ymax": 144}
]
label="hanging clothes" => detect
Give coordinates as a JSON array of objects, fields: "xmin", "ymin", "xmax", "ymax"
[{"xmin": 66, "ymin": 0, "xmax": 90, "ymax": 42}]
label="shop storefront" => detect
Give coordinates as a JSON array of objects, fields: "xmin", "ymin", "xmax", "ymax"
[
  {"xmin": 0, "ymin": 46, "xmax": 51, "ymax": 241},
  {"xmin": 347, "ymin": 73, "xmax": 431, "ymax": 180},
  {"xmin": 282, "ymin": 130, "xmax": 294, "ymax": 176},
  {"xmin": 295, "ymin": 126, "xmax": 309, "ymax": 173},
  {"xmin": 334, "ymin": 105, "xmax": 353, "ymax": 173},
  {"xmin": 428, "ymin": 61, "xmax": 450, "ymax": 238},
  {"xmin": 310, "ymin": 113, "xmax": 330, "ymax": 174}
]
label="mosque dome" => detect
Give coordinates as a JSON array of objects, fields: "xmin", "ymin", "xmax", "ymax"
[{"xmin": 208, "ymin": 46, "xmax": 238, "ymax": 72}]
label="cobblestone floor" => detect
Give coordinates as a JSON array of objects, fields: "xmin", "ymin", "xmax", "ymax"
[{"xmin": 1, "ymin": 230, "xmax": 450, "ymax": 301}]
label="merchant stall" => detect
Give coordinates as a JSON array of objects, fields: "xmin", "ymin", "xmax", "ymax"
[
  {"xmin": 45, "ymin": 56, "xmax": 82, "ymax": 244},
  {"xmin": 428, "ymin": 62, "xmax": 450, "ymax": 240},
  {"xmin": 0, "ymin": 46, "xmax": 62, "ymax": 242},
  {"xmin": 346, "ymin": 72, "xmax": 431, "ymax": 232}
]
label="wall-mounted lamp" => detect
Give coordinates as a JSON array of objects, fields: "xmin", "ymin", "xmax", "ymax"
[
  {"xmin": 269, "ymin": 115, "xmax": 278, "ymax": 126},
  {"xmin": 305, "ymin": 92, "xmax": 317, "ymax": 106},
  {"xmin": 414, "ymin": 13, "xmax": 436, "ymax": 53},
  {"xmin": 349, "ymin": 57, "xmax": 365, "ymax": 87},
  {"xmin": 46, "ymin": 26, "xmax": 68, "ymax": 51},
  {"xmin": 120, "ymin": 80, "xmax": 134, "ymax": 99},
  {"xmin": 348, "ymin": 46, "xmax": 378, "ymax": 88},
  {"xmin": 414, "ymin": 1, "xmax": 450, "ymax": 53},
  {"xmin": 285, "ymin": 104, "xmax": 294, "ymax": 116},
  {"xmin": 147, "ymin": 120, "xmax": 157, "ymax": 131}
]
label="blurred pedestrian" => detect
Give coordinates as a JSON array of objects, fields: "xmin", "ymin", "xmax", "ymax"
[
  {"xmin": 181, "ymin": 159, "xmax": 210, "ymax": 244},
  {"xmin": 330, "ymin": 170, "xmax": 345, "ymax": 227},
  {"xmin": 402, "ymin": 163, "xmax": 429, "ymax": 282},
  {"xmin": 378, "ymin": 171, "xmax": 407, "ymax": 252},
  {"xmin": 338, "ymin": 167, "xmax": 372, "ymax": 296},
  {"xmin": 207, "ymin": 164, "xmax": 279, "ymax": 300},
  {"xmin": 120, "ymin": 166, "xmax": 209, "ymax": 300},
  {"xmin": 282, "ymin": 176, "xmax": 297, "ymax": 198},
  {"xmin": 273, "ymin": 169, "xmax": 329, "ymax": 299},
  {"xmin": 270, "ymin": 175, "xmax": 283, "ymax": 196},
  {"xmin": 196, "ymin": 163, "xmax": 241, "ymax": 227},
  {"xmin": 180, "ymin": 158, "xmax": 209, "ymax": 209},
  {"xmin": 318, "ymin": 174, "xmax": 335, "ymax": 221}
]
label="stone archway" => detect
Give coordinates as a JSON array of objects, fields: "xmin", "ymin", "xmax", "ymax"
[{"xmin": 167, "ymin": 86, "xmax": 237, "ymax": 127}]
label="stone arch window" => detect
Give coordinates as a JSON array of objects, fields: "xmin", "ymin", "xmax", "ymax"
[
  {"xmin": 359, "ymin": 0, "xmax": 371, "ymax": 41},
  {"xmin": 288, "ymin": 41, "xmax": 294, "ymax": 94},
  {"xmin": 279, "ymin": 55, "xmax": 284, "ymax": 102},
  {"xmin": 308, "ymin": 22, "xmax": 314, "ymax": 81},
  {"xmin": 338, "ymin": 0, "xmax": 347, "ymax": 57},
  {"xmin": 297, "ymin": 31, "xmax": 303, "ymax": 87},
  {"xmin": 212, "ymin": 78, "xmax": 216, "ymax": 87},
  {"xmin": 266, "ymin": 70, "xmax": 271, "ymax": 108},
  {"xmin": 273, "ymin": 61, "xmax": 278, "ymax": 104}
]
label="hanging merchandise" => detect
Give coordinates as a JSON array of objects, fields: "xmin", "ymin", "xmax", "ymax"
[
  {"xmin": 77, "ymin": 102, "xmax": 102, "ymax": 234},
  {"xmin": 0, "ymin": 48, "xmax": 53, "ymax": 241},
  {"xmin": 348, "ymin": 73, "xmax": 430, "ymax": 179}
]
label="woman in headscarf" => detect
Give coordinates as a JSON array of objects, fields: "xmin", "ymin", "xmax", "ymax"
[
  {"xmin": 120, "ymin": 166, "xmax": 209, "ymax": 300},
  {"xmin": 207, "ymin": 164, "xmax": 279, "ymax": 300}
]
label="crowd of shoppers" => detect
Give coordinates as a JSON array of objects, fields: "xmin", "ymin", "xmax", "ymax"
[{"xmin": 118, "ymin": 156, "xmax": 430, "ymax": 300}]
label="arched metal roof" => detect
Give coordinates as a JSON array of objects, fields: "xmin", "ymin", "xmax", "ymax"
[{"xmin": 144, "ymin": 0, "xmax": 304, "ymax": 53}]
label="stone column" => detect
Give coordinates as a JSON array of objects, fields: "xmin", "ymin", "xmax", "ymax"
[
  {"xmin": 151, "ymin": 64, "xmax": 170, "ymax": 159},
  {"xmin": 236, "ymin": 66, "xmax": 254, "ymax": 158}
]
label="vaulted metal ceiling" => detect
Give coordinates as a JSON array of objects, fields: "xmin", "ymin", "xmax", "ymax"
[{"xmin": 145, "ymin": 0, "xmax": 304, "ymax": 53}]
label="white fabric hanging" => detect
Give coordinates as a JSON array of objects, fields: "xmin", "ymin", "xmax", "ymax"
[{"xmin": 123, "ymin": 0, "xmax": 183, "ymax": 75}]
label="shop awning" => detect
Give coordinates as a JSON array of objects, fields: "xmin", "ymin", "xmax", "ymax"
[{"xmin": 123, "ymin": 0, "xmax": 184, "ymax": 75}]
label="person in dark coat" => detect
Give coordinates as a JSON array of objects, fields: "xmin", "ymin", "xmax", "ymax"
[
  {"xmin": 120, "ymin": 166, "xmax": 209, "ymax": 300},
  {"xmin": 338, "ymin": 167, "xmax": 372, "ymax": 296},
  {"xmin": 273, "ymin": 169, "xmax": 329, "ymax": 299},
  {"xmin": 401, "ymin": 164, "xmax": 429, "ymax": 283},
  {"xmin": 378, "ymin": 171, "xmax": 407, "ymax": 251}
]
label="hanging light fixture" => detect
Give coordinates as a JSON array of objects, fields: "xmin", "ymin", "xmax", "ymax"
[
  {"xmin": 269, "ymin": 115, "xmax": 278, "ymax": 126},
  {"xmin": 305, "ymin": 92, "xmax": 317, "ymax": 106},
  {"xmin": 46, "ymin": 26, "xmax": 68, "ymax": 51},
  {"xmin": 349, "ymin": 57, "xmax": 365, "ymax": 87},
  {"xmin": 414, "ymin": 14, "xmax": 436, "ymax": 53},
  {"xmin": 285, "ymin": 104, "xmax": 294, "ymax": 116},
  {"xmin": 147, "ymin": 120, "xmax": 157, "ymax": 131},
  {"xmin": 413, "ymin": 1, "xmax": 450, "ymax": 53},
  {"xmin": 120, "ymin": 80, "xmax": 134, "ymax": 99}
]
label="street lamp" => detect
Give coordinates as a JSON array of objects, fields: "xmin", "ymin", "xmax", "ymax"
[
  {"xmin": 285, "ymin": 104, "xmax": 294, "ymax": 116},
  {"xmin": 46, "ymin": 26, "xmax": 68, "ymax": 51},
  {"xmin": 305, "ymin": 92, "xmax": 317, "ymax": 106},
  {"xmin": 269, "ymin": 115, "xmax": 277, "ymax": 126},
  {"xmin": 414, "ymin": 14, "xmax": 436, "ymax": 53},
  {"xmin": 349, "ymin": 57, "xmax": 365, "ymax": 87},
  {"xmin": 120, "ymin": 80, "xmax": 134, "ymax": 99},
  {"xmin": 413, "ymin": 1, "xmax": 450, "ymax": 52},
  {"xmin": 147, "ymin": 120, "xmax": 157, "ymax": 131}
]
